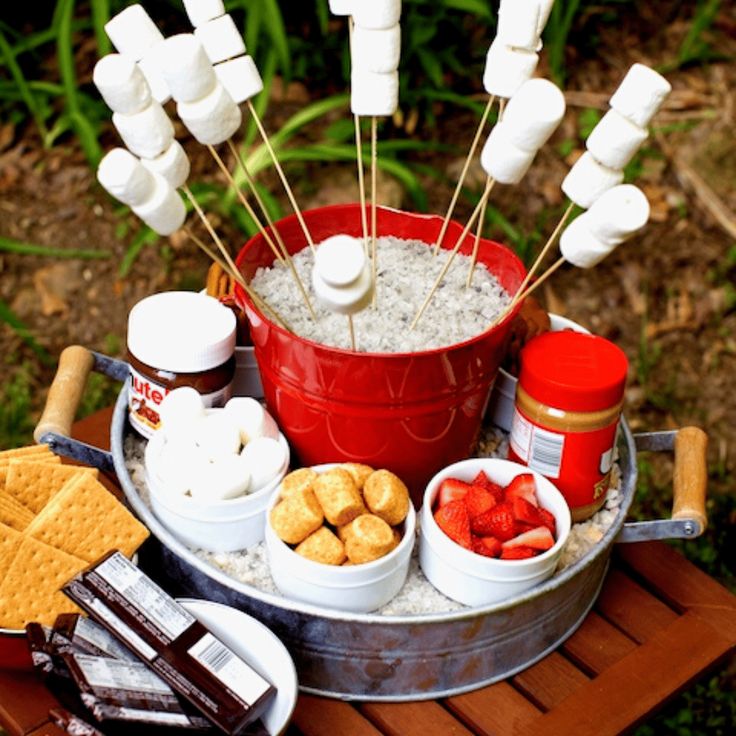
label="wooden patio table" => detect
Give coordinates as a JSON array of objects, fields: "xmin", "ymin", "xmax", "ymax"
[{"xmin": 0, "ymin": 407, "xmax": 734, "ymax": 736}]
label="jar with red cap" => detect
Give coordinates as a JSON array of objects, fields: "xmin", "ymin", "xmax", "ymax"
[{"xmin": 508, "ymin": 331, "xmax": 628, "ymax": 521}]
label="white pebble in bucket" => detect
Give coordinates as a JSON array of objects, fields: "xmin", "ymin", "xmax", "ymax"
[
  {"xmin": 214, "ymin": 56, "xmax": 263, "ymax": 104},
  {"xmin": 329, "ymin": 0, "xmax": 354, "ymax": 15},
  {"xmin": 480, "ymin": 122, "xmax": 536, "ymax": 185},
  {"xmin": 160, "ymin": 34, "xmax": 217, "ymax": 104},
  {"xmin": 561, "ymin": 151, "xmax": 624, "ymax": 210},
  {"xmin": 351, "ymin": 25, "xmax": 401, "ymax": 75},
  {"xmin": 97, "ymin": 148, "xmax": 155, "ymax": 208},
  {"xmin": 195, "ymin": 411, "xmax": 242, "ymax": 461},
  {"xmin": 586, "ymin": 109, "xmax": 648, "ymax": 170},
  {"xmin": 195, "ymin": 14, "xmax": 246, "ymax": 64},
  {"xmin": 137, "ymin": 43, "xmax": 171, "ymax": 104},
  {"xmin": 585, "ymin": 184, "xmax": 650, "ymax": 242},
  {"xmin": 241, "ymin": 437, "xmax": 287, "ymax": 491},
  {"xmin": 350, "ymin": 70, "xmax": 399, "ymax": 116},
  {"xmin": 496, "ymin": 0, "xmax": 541, "ymax": 51},
  {"xmin": 184, "ymin": 0, "xmax": 225, "ymax": 28},
  {"xmin": 141, "ymin": 140, "xmax": 191, "ymax": 190},
  {"xmin": 559, "ymin": 213, "xmax": 621, "ymax": 268},
  {"xmin": 132, "ymin": 174, "xmax": 187, "ymax": 236},
  {"xmin": 483, "ymin": 40, "xmax": 539, "ymax": 99},
  {"xmin": 93, "ymin": 54, "xmax": 151, "ymax": 115},
  {"xmin": 352, "ymin": 0, "xmax": 402, "ymax": 30},
  {"xmin": 112, "ymin": 102, "xmax": 174, "ymax": 159},
  {"xmin": 178, "ymin": 82, "xmax": 243, "ymax": 145},
  {"xmin": 225, "ymin": 397, "xmax": 279, "ymax": 445},
  {"xmin": 609, "ymin": 63, "xmax": 672, "ymax": 129},
  {"xmin": 159, "ymin": 387, "xmax": 205, "ymax": 442},
  {"xmin": 190, "ymin": 454, "xmax": 252, "ymax": 501},
  {"xmin": 105, "ymin": 4, "xmax": 163, "ymax": 61},
  {"xmin": 501, "ymin": 78, "xmax": 566, "ymax": 152}
]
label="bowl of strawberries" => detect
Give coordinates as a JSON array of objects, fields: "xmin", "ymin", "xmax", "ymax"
[{"xmin": 419, "ymin": 459, "xmax": 571, "ymax": 606}]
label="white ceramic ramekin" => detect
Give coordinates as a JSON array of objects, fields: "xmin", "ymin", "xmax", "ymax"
[
  {"xmin": 264, "ymin": 464, "xmax": 416, "ymax": 613},
  {"xmin": 419, "ymin": 458, "xmax": 571, "ymax": 607}
]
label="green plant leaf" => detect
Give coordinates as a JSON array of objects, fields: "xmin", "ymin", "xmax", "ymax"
[
  {"xmin": 441, "ymin": 0, "xmax": 492, "ymax": 17},
  {"xmin": 0, "ymin": 299, "xmax": 53, "ymax": 365},
  {"xmin": 119, "ymin": 227, "xmax": 159, "ymax": 278},
  {"xmin": 260, "ymin": 0, "xmax": 290, "ymax": 77},
  {"xmin": 91, "ymin": 0, "xmax": 111, "ymax": 56},
  {"xmin": 0, "ymin": 236, "xmax": 110, "ymax": 259}
]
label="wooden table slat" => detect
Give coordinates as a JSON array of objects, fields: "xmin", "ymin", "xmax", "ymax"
[
  {"xmin": 510, "ymin": 651, "xmax": 590, "ymax": 711},
  {"xmin": 360, "ymin": 701, "xmax": 474, "ymax": 736},
  {"xmin": 26, "ymin": 724, "xmax": 67, "ymax": 736},
  {"xmin": 292, "ymin": 695, "xmax": 383, "ymax": 736},
  {"xmin": 0, "ymin": 672, "xmax": 60, "ymax": 736}
]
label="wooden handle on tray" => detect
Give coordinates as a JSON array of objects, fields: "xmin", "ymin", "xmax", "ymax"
[
  {"xmin": 672, "ymin": 426, "xmax": 708, "ymax": 533},
  {"xmin": 34, "ymin": 345, "xmax": 95, "ymax": 443}
]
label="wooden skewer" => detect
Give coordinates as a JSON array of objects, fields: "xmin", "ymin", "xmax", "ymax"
[
  {"xmin": 355, "ymin": 114, "xmax": 370, "ymax": 257},
  {"xmin": 246, "ymin": 99, "xmax": 316, "ymax": 255},
  {"xmin": 348, "ymin": 315, "xmax": 356, "ymax": 351},
  {"xmin": 466, "ymin": 174, "xmax": 492, "ymax": 287},
  {"xmin": 410, "ymin": 177, "xmax": 496, "ymax": 329},
  {"xmin": 370, "ymin": 115, "xmax": 378, "ymax": 307},
  {"xmin": 432, "ymin": 95, "xmax": 496, "ymax": 256}
]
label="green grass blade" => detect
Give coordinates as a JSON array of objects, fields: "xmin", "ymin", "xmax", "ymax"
[
  {"xmin": 119, "ymin": 226, "xmax": 159, "ymax": 278},
  {"xmin": 420, "ymin": 89, "xmax": 490, "ymax": 117},
  {"xmin": 91, "ymin": 0, "xmax": 112, "ymax": 56},
  {"xmin": 244, "ymin": 0, "xmax": 263, "ymax": 58},
  {"xmin": 0, "ymin": 298, "xmax": 53, "ymax": 365},
  {"xmin": 3, "ymin": 20, "xmax": 88, "ymax": 57},
  {"xmin": 0, "ymin": 236, "xmax": 110, "ymax": 259},
  {"xmin": 260, "ymin": 0, "xmax": 290, "ymax": 77},
  {"xmin": 440, "ymin": 0, "xmax": 491, "ymax": 18},
  {"xmin": 678, "ymin": 0, "xmax": 721, "ymax": 66},
  {"xmin": 314, "ymin": 0, "xmax": 329, "ymax": 34}
]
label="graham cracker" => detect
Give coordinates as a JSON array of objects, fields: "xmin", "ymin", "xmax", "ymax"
[
  {"xmin": 25, "ymin": 474, "xmax": 149, "ymax": 562},
  {"xmin": 0, "ymin": 445, "xmax": 54, "ymax": 462},
  {"xmin": 0, "ymin": 522, "xmax": 23, "ymax": 580},
  {"xmin": 0, "ymin": 492, "xmax": 34, "ymax": 530},
  {"xmin": 5, "ymin": 461, "xmax": 98, "ymax": 514},
  {"xmin": 0, "ymin": 454, "xmax": 60, "ymax": 491}
]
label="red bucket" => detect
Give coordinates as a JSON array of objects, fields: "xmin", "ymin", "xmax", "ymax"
[{"xmin": 234, "ymin": 205, "xmax": 526, "ymax": 503}]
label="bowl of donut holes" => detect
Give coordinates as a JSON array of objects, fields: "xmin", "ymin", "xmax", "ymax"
[{"xmin": 265, "ymin": 463, "xmax": 416, "ymax": 613}]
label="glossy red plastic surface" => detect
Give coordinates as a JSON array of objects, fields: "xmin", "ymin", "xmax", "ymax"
[{"xmin": 234, "ymin": 205, "xmax": 526, "ymax": 502}]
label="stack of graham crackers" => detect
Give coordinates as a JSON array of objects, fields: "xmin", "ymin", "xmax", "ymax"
[{"xmin": 0, "ymin": 444, "xmax": 149, "ymax": 629}]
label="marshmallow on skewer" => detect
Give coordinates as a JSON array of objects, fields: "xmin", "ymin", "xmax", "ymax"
[
  {"xmin": 497, "ymin": 0, "xmax": 541, "ymax": 52},
  {"xmin": 159, "ymin": 34, "xmax": 217, "ymax": 103},
  {"xmin": 329, "ymin": 0, "xmax": 354, "ymax": 15},
  {"xmin": 112, "ymin": 102, "xmax": 174, "ymax": 159},
  {"xmin": 93, "ymin": 54, "xmax": 151, "ymax": 114},
  {"xmin": 177, "ymin": 81, "xmax": 243, "ymax": 145},
  {"xmin": 480, "ymin": 122, "xmax": 536, "ymax": 184},
  {"xmin": 183, "ymin": 0, "xmax": 226, "ymax": 28},
  {"xmin": 537, "ymin": 0, "xmax": 556, "ymax": 36},
  {"xmin": 559, "ymin": 214, "xmax": 619, "ymax": 268},
  {"xmin": 241, "ymin": 437, "xmax": 287, "ymax": 491},
  {"xmin": 138, "ymin": 44, "xmax": 171, "ymax": 104},
  {"xmin": 97, "ymin": 148, "xmax": 156, "ymax": 207},
  {"xmin": 351, "ymin": 25, "xmax": 401, "ymax": 74},
  {"xmin": 610, "ymin": 63, "xmax": 672, "ymax": 129},
  {"xmin": 561, "ymin": 151, "xmax": 624, "ymax": 209},
  {"xmin": 312, "ymin": 235, "xmax": 374, "ymax": 315},
  {"xmin": 195, "ymin": 14, "xmax": 246, "ymax": 64},
  {"xmin": 351, "ymin": 70, "xmax": 399, "ymax": 116},
  {"xmin": 585, "ymin": 184, "xmax": 650, "ymax": 242},
  {"xmin": 225, "ymin": 397, "xmax": 279, "ymax": 444},
  {"xmin": 352, "ymin": 0, "xmax": 402, "ymax": 30},
  {"xmin": 501, "ymin": 78, "xmax": 566, "ymax": 151},
  {"xmin": 586, "ymin": 109, "xmax": 648, "ymax": 170},
  {"xmin": 104, "ymin": 4, "xmax": 163, "ymax": 61},
  {"xmin": 132, "ymin": 174, "xmax": 187, "ymax": 236},
  {"xmin": 141, "ymin": 140, "xmax": 191, "ymax": 191},
  {"xmin": 483, "ymin": 40, "xmax": 539, "ymax": 99},
  {"xmin": 214, "ymin": 56, "xmax": 264, "ymax": 103}
]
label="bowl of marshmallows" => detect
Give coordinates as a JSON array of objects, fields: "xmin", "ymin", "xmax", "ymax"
[{"xmin": 145, "ymin": 387, "xmax": 289, "ymax": 552}]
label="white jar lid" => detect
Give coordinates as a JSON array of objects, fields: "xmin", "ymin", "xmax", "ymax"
[{"xmin": 128, "ymin": 291, "xmax": 236, "ymax": 372}]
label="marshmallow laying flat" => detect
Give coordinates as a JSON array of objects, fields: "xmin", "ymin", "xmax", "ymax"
[
  {"xmin": 183, "ymin": 0, "xmax": 225, "ymax": 28},
  {"xmin": 241, "ymin": 437, "xmax": 288, "ymax": 491},
  {"xmin": 160, "ymin": 34, "xmax": 217, "ymax": 103},
  {"xmin": 497, "ymin": 0, "xmax": 541, "ymax": 51},
  {"xmin": 351, "ymin": 24, "xmax": 401, "ymax": 74},
  {"xmin": 480, "ymin": 122, "xmax": 536, "ymax": 184},
  {"xmin": 351, "ymin": 70, "xmax": 399, "ymax": 116},
  {"xmin": 132, "ymin": 174, "xmax": 187, "ymax": 235},
  {"xmin": 178, "ymin": 82, "xmax": 243, "ymax": 145},
  {"xmin": 214, "ymin": 56, "xmax": 263, "ymax": 103},
  {"xmin": 329, "ymin": 0, "xmax": 354, "ymax": 15},
  {"xmin": 585, "ymin": 184, "xmax": 650, "ymax": 242},
  {"xmin": 97, "ymin": 148, "xmax": 155, "ymax": 207},
  {"xmin": 312, "ymin": 236, "xmax": 373, "ymax": 315},
  {"xmin": 586, "ymin": 109, "xmax": 648, "ymax": 170},
  {"xmin": 112, "ymin": 102, "xmax": 174, "ymax": 159},
  {"xmin": 483, "ymin": 40, "xmax": 539, "ymax": 98},
  {"xmin": 105, "ymin": 4, "xmax": 163, "ymax": 61},
  {"xmin": 352, "ymin": 0, "xmax": 402, "ymax": 30},
  {"xmin": 225, "ymin": 397, "xmax": 279, "ymax": 445},
  {"xmin": 609, "ymin": 63, "xmax": 672, "ymax": 128},
  {"xmin": 138, "ymin": 43, "xmax": 171, "ymax": 104},
  {"xmin": 502, "ymin": 78, "xmax": 566, "ymax": 151},
  {"xmin": 195, "ymin": 14, "xmax": 246, "ymax": 64},
  {"xmin": 160, "ymin": 387, "xmax": 205, "ymax": 442},
  {"xmin": 141, "ymin": 140, "xmax": 190, "ymax": 190},
  {"xmin": 561, "ymin": 151, "xmax": 624, "ymax": 209},
  {"xmin": 560, "ymin": 214, "xmax": 618, "ymax": 268},
  {"xmin": 190, "ymin": 454, "xmax": 251, "ymax": 501},
  {"xmin": 93, "ymin": 54, "xmax": 151, "ymax": 115},
  {"xmin": 195, "ymin": 411, "xmax": 242, "ymax": 461}
]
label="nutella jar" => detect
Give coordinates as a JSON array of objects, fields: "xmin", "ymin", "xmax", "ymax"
[
  {"xmin": 127, "ymin": 291, "xmax": 236, "ymax": 438},
  {"xmin": 508, "ymin": 331, "xmax": 628, "ymax": 521}
]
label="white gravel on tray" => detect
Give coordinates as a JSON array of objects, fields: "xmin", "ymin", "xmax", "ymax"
[
  {"xmin": 124, "ymin": 426, "xmax": 624, "ymax": 616},
  {"xmin": 250, "ymin": 236, "xmax": 511, "ymax": 353}
]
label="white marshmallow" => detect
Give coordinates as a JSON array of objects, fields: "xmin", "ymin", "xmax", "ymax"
[
  {"xmin": 559, "ymin": 213, "xmax": 621, "ymax": 268},
  {"xmin": 350, "ymin": 70, "xmax": 399, "ymax": 116},
  {"xmin": 502, "ymin": 78, "xmax": 566, "ymax": 151},
  {"xmin": 315, "ymin": 235, "xmax": 367, "ymax": 287},
  {"xmin": 97, "ymin": 148, "xmax": 156, "ymax": 207},
  {"xmin": 177, "ymin": 82, "xmax": 242, "ymax": 145},
  {"xmin": 183, "ymin": 0, "xmax": 226, "ymax": 27},
  {"xmin": 537, "ymin": 0, "xmax": 556, "ymax": 35},
  {"xmin": 225, "ymin": 397, "xmax": 279, "ymax": 444},
  {"xmin": 313, "ymin": 263, "xmax": 373, "ymax": 315},
  {"xmin": 138, "ymin": 43, "xmax": 171, "ymax": 104},
  {"xmin": 159, "ymin": 387, "xmax": 205, "ymax": 441},
  {"xmin": 93, "ymin": 54, "xmax": 151, "ymax": 115},
  {"xmin": 561, "ymin": 151, "xmax": 624, "ymax": 209},
  {"xmin": 112, "ymin": 102, "xmax": 173, "ymax": 159},
  {"xmin": 194, "ymin": 14, "xmax": 246, "ymax": 64},
  {"xmin": 195, "ymin": 411, "xmax": 242, "ymax": 461},
  {"xmin": 351, "ymin": 24, "xmax": 401, "ymax": 74},
  {"xmin": 586, "ymin": 109, "xmax": 648, "ymax": 169},
  {"xmin": 240, "ymin": 437, "xmax": 287, "ymax": 491},
  {"xmin": 609, "ymin": 63, "xmax": 672, "ymax": 128},
  {"xmin": 352, "ymin": 0, "xmax": 401, "ymax": 30},
  {"xmin": 189, "ymin": 454, "xmax": 251, "ymax": 501},
  {"xmin": 480, "ymin": 122, "xmax": 536, "ymax": 184},
  {"xmin": 141, "ymin": 140, "xmax": 191, "ymax": 189},
  {"xmin": 214, "ymin": 56, "xmax": 263, "ymax": 103},
  {"xmin": 497, "ymin": 0, "xmax": 541, "ymax": 51},
  {"xmin": 329, "ymin": 0, "xmax": 354, "ymax": 15},
  {"xmin": 105, "ymin": 4, "xmax": 164, "ymax": 61},
  {"xmin": 154, "ymin": 438, "xmax": 211, "ymax": 498},
  {"xmin": 586, "ymin": 184, "xmax": 650, "ymax": 242},
  {"xmin": 483, "ymin": 40, "xmax": 539, "ymax": 98},
  {"xmin": 132, "ymin": 174, "xmax": 187, "ymax": 236},
  {"xmin": 160, "ymin": 34, "xmax": 217, "ymax": 104}
]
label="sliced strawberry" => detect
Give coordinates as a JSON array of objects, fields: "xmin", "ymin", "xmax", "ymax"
[
  {"xmin": 514, "ymin": 521, "xmax": 538, "ymax": 535},
  {"xmin": 501, "ymin": 546, "xmax": 537, "ymax": 560},
  {"xmin": 434, "ymin": 500, "xmax": 471, "ymax": 549},
  {"xmin": 465, "ymin": 484, "xmax": 496, "ymax": 519},
  {"xmin": 537, "ymin": 507, "xmax": 557, "ymax": 535},
  {"xmin": 504, "ymin": 473, "xmax": 539, "ymax": 506},
  {"xmin": 437, "ymin": 478, "xmax": 471, "ymax": 508},
  {"xmin": 472, "ymin": 537, "xmax": 495, "ymax": 557},
  {"xmin": 502, "ymin": 526, "xmax": 555, "ymax": 551},
  {"xmin": 471, "ymin": 502, "xmax": 516, "ymax": 541},
  {"xmin": 477, "ymin": 536, "xmax": 502, "ymax": 557},
  {"xmin": 471, "ymin": 470, "xmax": 505, "ymax": 502},
  {"xmin": 512, "ymin": 496, "xmax": 543, "ymax": 526}
]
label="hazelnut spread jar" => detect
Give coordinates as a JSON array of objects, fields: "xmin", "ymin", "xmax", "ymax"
[
  {"xmin": 127, "ymin": 291, "xmax": 236, "ymax": 438},
  {"xmin": 508, "ymin": 331, "xmax": 628, "ymax": 521}
]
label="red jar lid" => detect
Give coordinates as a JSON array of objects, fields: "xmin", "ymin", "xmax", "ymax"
[{"xmin": 518, "ymin": 331, "xmax": 628, "ymax": 412}]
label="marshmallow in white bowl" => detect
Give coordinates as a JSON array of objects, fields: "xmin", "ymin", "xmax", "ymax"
[
  {"xmin": 502, "ymin": 78, "xmax": 566, "ymax": 151},
  {"xmin": 480, "ymin": 122, "xmax": 536, "ymax": 184},
  {"xmin": 141, "ymin": 140, "xmax": 191, "ymax": 190},
  {"xmin": 190, "ymin": 454, "xmax": 252, "ymax": 502},
  {"xmin": 214, "ymin": 56, "xmax": 263, "ymax": 104},
  {"xmin": 195, "ymin": 14, "xmax": 246, "ymax": 64},
  {"xmin": 195, "ymin": 410, "xmax": 242, "ymax": 461},
  {"xmin": 561, "ymin": 151, "xmax": 624, "ymax": 209},
  {"xmin": 559, "ymin": 213, "xmax": 620, "ymax": 268},
  {"xmin": 225, "ymin": 397, "xmax": 279, "ymax": 445},
  {"xmin": 183, "ymin": 0, "xmax": 225, "ymax": 27},
  {"xmin": 496, "ymin": 0, "xmax": 541, "ymax": 51},
  {"xmin": 483, "ymin": 40, "xmax": 539, "ymax": 99},
  {"xmin": 146, "ymin": 433, "xmax": 210, "ymax": 499},
  {"xmin": 132, "ymin": 174, "xmax": 187, "ymax": 236},
  {"xmin": 177, "ymin": 81, "xmax": 243, "ymax": 145},
  {"xmin": 112, "ymin": 101, "xmax": 174, "ymax": 159},
  {"xmin": 609, "ymin": 63, "xmax": 672, "ymax": 129},
  {"xmin": 352, "ymin": 0, "xmax": 401, "ymax": 30},
  {"xmin": 159, "ymin": 387, "xmax": 205, "ymax": 441},
  {"xmin": 351, "ymin": 24, "xmax": 401, "ymax": 74},
  {"xmin": 160, "ymin": 34, "xmax": 217, "ymax": 104},
  {"xmin": 329, "ymin": 0, "xmax": 354, "ymax": 15},
  {"xmin": 105, "ymin": 4, "xmax": 163, "ymax": 61},
  {"xmin": 137, "ymin": 43, "xmax": 171, "ymax": 104},
  {"xmin": 93, "ymin": 54, "xmax": 151, "ymax": 115},
  {"xmin": 586, "ymin": 109, "xmax": 648, "ymax": 170},
  {"xmin": 351, "ymin": 70, "xmax": 399, "ymax": 116},
  {"xmin": 585, "ymin": 184, "xmax": 650, "ymax": 242},
  {"xmin": 241, "ymin": 437, "xmax": 288, "ymax": 491},
  {"xmin": 97, "ymin": 148, "xmax": 155, "ymax": 207}
]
